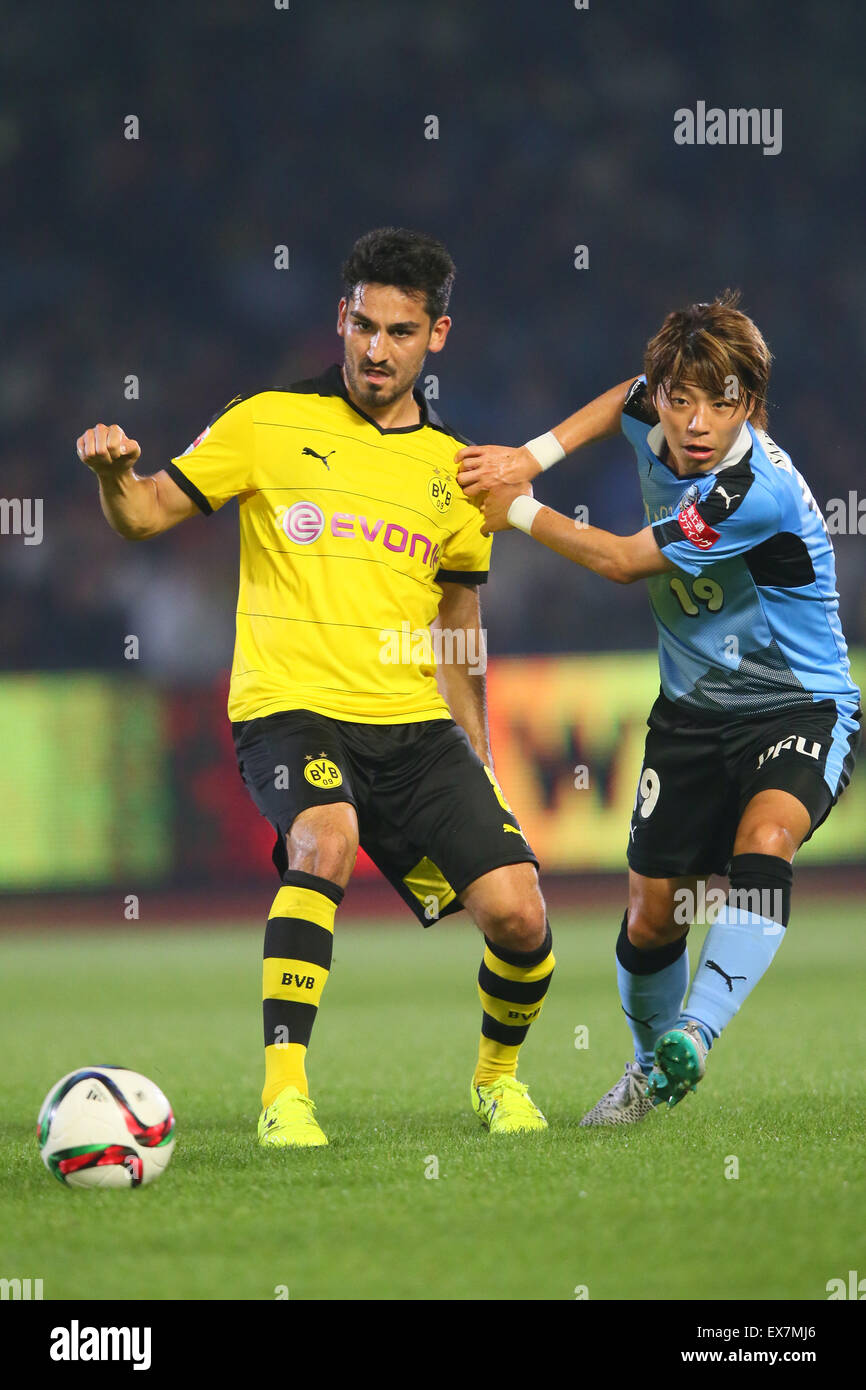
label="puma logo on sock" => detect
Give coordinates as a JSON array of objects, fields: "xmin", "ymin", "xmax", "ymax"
[{"xmin": 706, "ymin": 960, "xmax": 747, "ymax": 992}]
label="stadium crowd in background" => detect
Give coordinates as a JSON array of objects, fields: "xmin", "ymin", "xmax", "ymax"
[{"xmin": 3, "ymin": 1, "xmax": 865, "ymax": 677}]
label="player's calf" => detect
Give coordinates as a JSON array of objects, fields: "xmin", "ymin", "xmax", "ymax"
[
  {"xmin": 616, "ymin": 900, "xmax": 691, "ymax": 1074},
  {"xmin": 261, "ymin": 868, "xmax": 345, "ymax": 1118},
  {"xmin": 652, "ymin": 851, "xmax": 794, "ymax": 1107},
  {"xmin": 462, "ymin": 865, "xmax": 553, "ymax": 1114},
  {"xmin": 677, "ymin": 853, "xmax": 792, "ymax": 1052},
  {"xmin": 579, "ymin": 892, "xmax": 691, "ymax": 1126}
]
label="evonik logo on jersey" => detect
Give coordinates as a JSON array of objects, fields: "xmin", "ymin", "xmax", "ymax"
[{"xmin": 274, "ymin": 503, "xmax": 441, "ymax": 569}]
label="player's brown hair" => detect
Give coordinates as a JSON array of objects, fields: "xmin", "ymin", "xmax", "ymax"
[
  {"xmin": 644, "ymin": 291, "xmax": 772, "ymax": 429},
  {"xmin": 342, "ymin": 228, "xmax": 456, "ymax": 323}
]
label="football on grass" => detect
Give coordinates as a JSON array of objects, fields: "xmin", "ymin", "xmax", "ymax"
[{"xmin": 37, "ymin": 1066, "xmax": 176, "ymax": 1189}]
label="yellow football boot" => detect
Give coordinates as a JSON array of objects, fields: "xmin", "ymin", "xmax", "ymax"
[
  {"xmin": 257, "ymin": 1085, "xmax": 328, "ymax": 1148},
  {"xmin": 471, "ymin": 1076, "xmax": 547, "ymax": 1134}
]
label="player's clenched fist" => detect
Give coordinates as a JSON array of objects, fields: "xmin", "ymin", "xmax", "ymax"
[
  {"xmin": 455, "ymin": 443, "xmax": 541, "ymax": 498},
  {"xmin": 77, "ymin": 423, "xmax": 141, "ymax": 474}
]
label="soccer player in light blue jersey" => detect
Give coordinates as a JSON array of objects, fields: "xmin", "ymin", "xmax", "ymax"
[{"xmin": 456, "ymin": 293, "xmax": 861, "ymax": 1121}]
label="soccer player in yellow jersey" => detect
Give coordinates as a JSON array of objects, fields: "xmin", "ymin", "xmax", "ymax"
[{"xmin": 77, "ymin": 228, "xmax": 554, "ymax": 1145}]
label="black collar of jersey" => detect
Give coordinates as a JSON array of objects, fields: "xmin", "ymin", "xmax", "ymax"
[{"xmin": 288, "ymin": 363, "xmax": 446, "ymax": 437}]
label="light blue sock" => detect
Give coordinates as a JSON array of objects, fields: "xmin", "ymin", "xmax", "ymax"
[
  {"xmin": 681, "ymin": 905, "xmax": 786, "ymax": 1045},
  {"xmin": 616, "ymin": 951, "xmax": 690, "ymax": 1073}
]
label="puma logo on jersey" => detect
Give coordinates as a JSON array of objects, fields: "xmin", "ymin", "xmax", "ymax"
[
  {"xmin": 716, "ymin": 485, "xmax": 740, "ymax": 511},
  {"xmin": 302, "ymin": 446, "xmax": 335, "ymax": 469}
]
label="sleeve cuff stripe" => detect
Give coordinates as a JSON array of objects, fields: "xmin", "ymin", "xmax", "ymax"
[
  {"xmin": 166, "ymin": 462, "xmax": 213, "ymax": 516},
  {"xmin": 653, "ymin": 519, "xmax": 683, "ymax": 548},
  {"xmin": 435, "ymin": 569, "xmax": 489, "ymax": 585}
]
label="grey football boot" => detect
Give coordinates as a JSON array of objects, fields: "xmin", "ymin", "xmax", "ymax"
[{"xmin": 579, "ymin": 1060, "xmax": 657, "ymax": 1126}]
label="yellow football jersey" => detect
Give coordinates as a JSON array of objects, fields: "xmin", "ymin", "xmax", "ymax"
[{"xmin": 168, "ymin": 365, "xmax": 491, "ymax": 724}]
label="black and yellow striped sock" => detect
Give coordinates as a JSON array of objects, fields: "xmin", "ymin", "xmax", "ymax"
[
  {"xmin": 262, "ymin": 869, "xmax": 344, "ymax": 1108},
  {"xmin": 474, "ymin": 922, "xmax": 555, "ymax": 1086}
]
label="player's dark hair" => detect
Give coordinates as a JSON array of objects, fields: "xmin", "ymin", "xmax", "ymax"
[
  {"xmin": 644, "ymin": 291, "xmax": 772, "ymax": 429},
  {"xmin": 342, "ymin": 227, "xmax": 456, "ymax": 323}
]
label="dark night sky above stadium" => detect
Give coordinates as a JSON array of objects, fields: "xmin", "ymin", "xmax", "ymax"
[{"xmin": 2, "ymin": 0, "xmax": 865, "ymax": 667}]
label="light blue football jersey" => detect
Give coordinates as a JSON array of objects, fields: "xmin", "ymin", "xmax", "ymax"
[{"xmin": 621, "ymin": 379, "xmax": 860, "ymax": 739}]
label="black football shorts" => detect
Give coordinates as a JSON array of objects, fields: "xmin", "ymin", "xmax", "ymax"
[
  {"xmin": 232, "ymin": 710, "xmax": 538, "ymax": 924},
  {"xmin": 627, "ymin": 691, "xmax": 861, "ymax": 879}
]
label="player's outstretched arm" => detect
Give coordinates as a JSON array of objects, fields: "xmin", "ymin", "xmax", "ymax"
[
  {"xmin": 455, "ymin": 377, "xmax": 640, "ymax": 497},
  {"xmin": 77, "ymin": 422, "xmax": 200, "ymax": 540},
  {"xmin": 481, "ymin": 486, "xmax": 674, "ymax": 585}
]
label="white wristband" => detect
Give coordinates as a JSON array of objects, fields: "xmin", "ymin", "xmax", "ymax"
[
  {"xmin": 507, "ymin": 496, "xmax": 543, "ymax": 535},
  {"xmin": 524, "ymin": 431, "xmax": 566, "ymax": 472}
]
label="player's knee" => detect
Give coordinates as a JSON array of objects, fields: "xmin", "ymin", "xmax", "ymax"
[
  {"xmin": 626, "ymin": 904, "xmax": 683, "ymax": 951},
  {"xmin": 464, "ymin": 864, "xmax": 547, "ymax": 952},
  {"xmin": 477, "ymin": 889, "xmax": 547, "ymax": 953},
  {"xmin": 734, "ymin": 820, "xmax": 797, "ymax": 861},
  {"xmin": 626, "ymin": 916, "xmax": 668, "ymax": 950},
  {"xmin": 485, "ymin": 909, "xmax": 546, "ymax": 952},
  {"xmin": 287, "ymin": 832, "xmax": 356, "ymax": 884},
  {"xmin": 287, "ymin": 805, "xmax": 358, "ymax": 883}
]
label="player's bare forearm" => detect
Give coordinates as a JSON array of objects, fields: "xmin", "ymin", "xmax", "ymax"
[
  {"xmin": 95, "ymin": 467, "xmax": 198, "ymax": 540},
  {"xmin": 482, "ymin": 493, "xmax": 674, "ymax": 584},
  {"xmin": 528, "ymin": 506, "xmax": 674, "ymax": 584},
  {"xmin": 77, "ymin": 422, "xmax": 199, "ymax": 539},
  {"xmin": 95, "ymin": 467, "xmax": 161, "ymax": 540},
  {"xmin": 433, "ymin": 582, "xmax": 492, "ymax": 764},
  {"xmin": 531, "ymin": 508, "xmax": 641, "ymax": 583},
  {"xmin": 456, "ymin": 377, "xmax": 640, "ymax": 495}
]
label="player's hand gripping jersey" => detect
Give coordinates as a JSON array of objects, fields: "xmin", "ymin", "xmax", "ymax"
[
  {"xmin": 168, "ymin": 366, "xmax": 490, "ymax": 723},
  {"xmin": 622, "ymin": 378, "xmax": 860, "ymax": 724}
]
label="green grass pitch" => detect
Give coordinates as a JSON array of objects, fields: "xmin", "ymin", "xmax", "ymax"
[{"xmin": 1, "ymin": 904, "xmax": 864, "ymax": 1301}]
